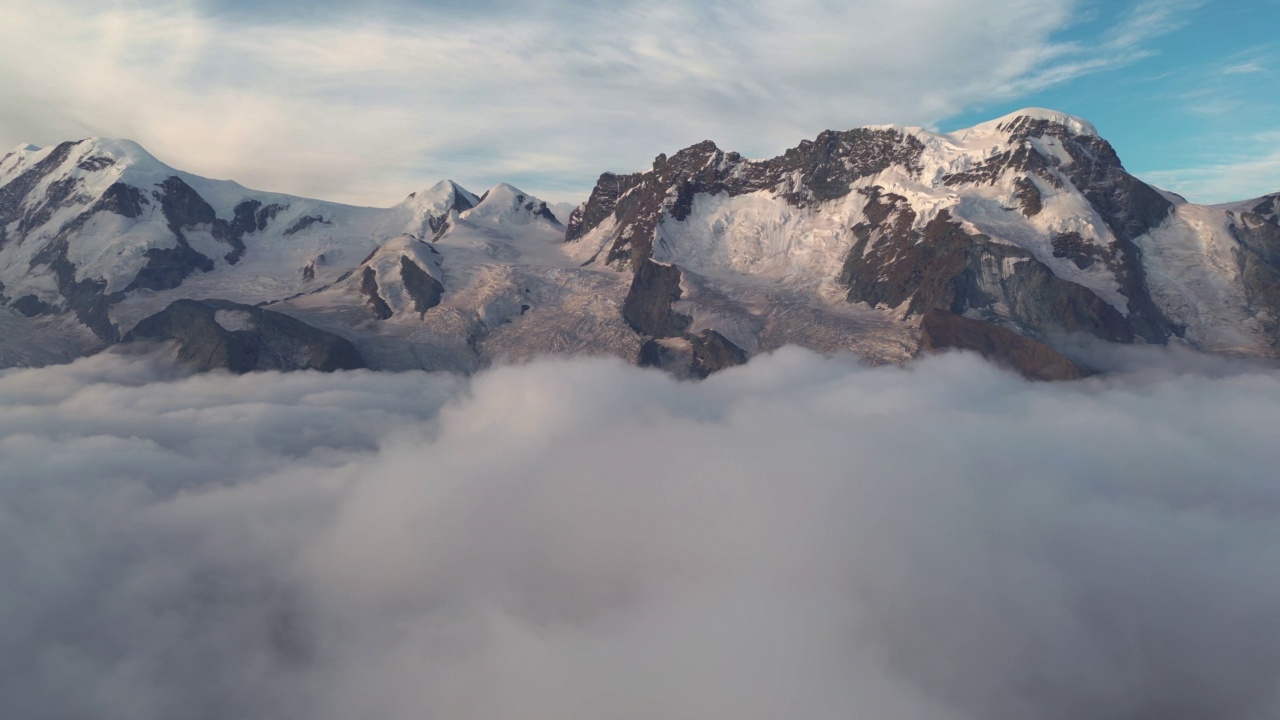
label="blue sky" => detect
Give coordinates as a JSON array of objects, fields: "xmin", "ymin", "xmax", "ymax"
[
  {"xmin": 945, "ymin": 0, "xmax": 1280, "ymax": 204},
  {"xmin": 0, "ymin": 0, "xmax": 1275, "ymax": 205}
]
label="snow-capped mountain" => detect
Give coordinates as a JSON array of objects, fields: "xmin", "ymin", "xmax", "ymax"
[
  {"xmin": 2, "ymin": 110, "xmax": 1277, "ymax": 378},
  {"xmin": 0, "ymin": 138, "xmax": 574, "ymax": 369},
  {"xmin": 566, "ymin": 108, "xmax": 1280, "ymax": 373}
]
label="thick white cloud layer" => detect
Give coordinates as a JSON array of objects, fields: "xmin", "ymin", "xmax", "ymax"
[
  {"xmin": 0, "ymin": 0, "xmax": 1093, "ymax": 204},
  {"xmin": 3, "ymin": 348, "xmax": 1280, "ymax": 719}
]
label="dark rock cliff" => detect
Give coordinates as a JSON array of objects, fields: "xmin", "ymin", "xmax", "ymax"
[
  {"xmin": 1230, "ymin": 194, "xmax": 1280, "ymax": 349},
  {"xmin": 918, "ymin": 309, "xmax": 1088, "ymax": 381},
  {"xmin": 840, "ymin": 193, "xmax": 1132, "ymax": 343},
  {"xmin": 621, "ymin": 259, "xmax": 690, "ymax": 338},
  {"xmin": 124, "ymin": 298, "xmax": 364, "ymax": 373}
]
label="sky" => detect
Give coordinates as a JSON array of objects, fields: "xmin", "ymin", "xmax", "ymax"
[
  {"xmin": 0, "ymin": 0, "xmax": 1276, "ymax": 205},
  {"xmin": 3, "ymin": 346, "xmax": 1280, "ymax": 719}
]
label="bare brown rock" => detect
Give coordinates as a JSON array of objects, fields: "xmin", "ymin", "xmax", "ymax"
[{"xmin": 919, "ymin": 309, "xmax": 1088, "ymax": 381}]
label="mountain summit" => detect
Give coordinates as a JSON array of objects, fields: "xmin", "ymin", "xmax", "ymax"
[{"xmin": 2, "ymin": 112, "xmax": 1277, "ymax": 377}]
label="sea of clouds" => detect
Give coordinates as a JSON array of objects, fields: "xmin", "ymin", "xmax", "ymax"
[{"xmin": 3, "ymin": 346, "xmax": 1279, "ymax": 720}]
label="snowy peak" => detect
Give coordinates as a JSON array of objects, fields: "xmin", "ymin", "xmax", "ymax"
[
  {"xmin": 2, "ymin": 137, "xmax": 183, "ymax": 197},
  {"xmin": 463, "ymin": 183, "xmax": 562, "ymax": 226},
  {"xmin": 965, "ymin": 108, "xmax": 1099, "ymax": 139},
  {"xmin": 0, "ymin": 143, "xmax": 45, "ymax": 182},
  {"xmin": 393, "ymin": 179, "xmax": 481, "ymax": 239},
  {"xmin": 401, "ymin": 179, "xmax": 480, "ymax": 216}
]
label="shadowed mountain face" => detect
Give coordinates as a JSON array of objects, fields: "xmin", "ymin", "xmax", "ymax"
[
  {"xmin": 918, "ymin": 309, "xmax": 1087, "ymax": 381},
  {"xmin": 2, "ymin": 109, "xmax": 1278, "ymax": 376},
  {"xmin": 125, "ymin": 299, "xmax": 364, "ymax": 373}
]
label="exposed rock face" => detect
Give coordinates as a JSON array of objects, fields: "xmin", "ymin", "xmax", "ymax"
[
  {"xmin": 10, "ymin": 294, "xmax": 55, "ymax": 317},
  {"xmin": 398, "ymin": 255, "xmax": 444, "ymax": 313},
  {"xmin": 636, "ymin": 339, "xmax": 663, "ymax": 368},
  {"xmin": 127, "ymin": 175, "xmax": 259, "ymax": 290},
  {"xmin": 919, "ymin": 309, "xmax": 1088, "ymax": 381},
  {"xmin": 995, "ymin": 117, "xmax": 1179, "ymax": 343},
  {"xmin": 1012, "ymin": 177, "xmax": 1043, "ymax": 217},
  {"xmin": 1229, "ymin": 194, "xmax": 1280, "ymax": 348},
  {"xmin": 283, "ymin": 214, "xmax": 331, "ymax": 237},
  {"xmin": 334, "ymin": 234, "xmax": 446, "ymax": 320},
  {"xmin": 620, "ymin": 261, "xmax": 748, "ymax": 377},
  {"xmin": 231, "ymin": 199, "xmax": 289, "ymax": 235},
  {"xmin": 359, "ymin": 267, "xmax": 394, "ymax": 320},
  {"xmin": 97, "ymin": 182, "xmax": 147, "ymax": 219},
  {"xmin": 567, "ymin": 128, "xmax": 925, "ymax": 267},
  {"xmin": 0, "ymin": 140, "xmax": 83, "ymax": 248},
  {"xmin": 124, "ymin": 298, "xmax": 364, "ymax": 373},
  {"xmin": 1051, "ymin": 231, "xmax": 1108, "ymax": 270},
  {"xmin": 689, "ymin": 329, "xmax": 748, "ymax": 378},
  {"xmin": 840, "ymin": 197, "xmax": 1132, "ymax": 343},
  {"xmin": 621, "ymin": 259, "xmax": 690, "ymax": 338},
  {"xmin": 27, "ymin": 236, "xmax": 121, "ymax": 341},
  {"xmin": 127, "ymin": 243, "xmax": 215, "ymax": 292}
]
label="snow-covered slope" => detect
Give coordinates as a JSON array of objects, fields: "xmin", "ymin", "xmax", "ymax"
[{"xmin": 2, "ymin": 113, "xmax": 1278, "ymax": 376}]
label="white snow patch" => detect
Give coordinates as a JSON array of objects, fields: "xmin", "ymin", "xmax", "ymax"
[
  {"xmin": 213, "ymin": 309, "xmax": 258, "ymax": 333},
  {"xmin": 1137, "ymin": 204, "xmax": 1269, "ymax": 354},
  {"xmin": 654, "ymin": 190, "xmax": 863, "ymax": 289}
]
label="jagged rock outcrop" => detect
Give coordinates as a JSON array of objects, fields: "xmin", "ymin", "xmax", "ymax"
[
  {"xmin": 399, "ymin": 255, "xmax": 444, "ymax": 312},
  {"xmin": 124, "ymin": 298, "xmax": 364, "ymax": 372},
  {"xmin": 919, "ymin": 309, "xmax": 1088, "ymax": 381},
  {"xmin": 690, "ymin": 329, "xmax": 748, "ymax": 377},
  {"xmin": 621, "ymin": 259, "xmax": 690, "ymax": 338},
  {"xmin": 1228, "ymin": 194, "xmax": 1280, "ymax": 348},
  {"xmin": 840, "ymin": 197, "xmax": 1132, "ymax": 342},
  {"xmin": 0, "ymin": 140, "xmax": 84, "ymax": 248},
  {"xmin": 620, "ymin": 260, "xmax": 748, "ymax": 377},
  {"xmin": 359, "ymin": 266, "xmax": 394, "ymax": 320},
  {"xmin": 566, "ymin": 128, "xmax": 925, "ymax": 267}
]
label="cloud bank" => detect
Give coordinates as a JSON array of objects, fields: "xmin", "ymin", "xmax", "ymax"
[{"xmin": 3, "ymin": 348, "xmax": 1280, "ymax": 719}]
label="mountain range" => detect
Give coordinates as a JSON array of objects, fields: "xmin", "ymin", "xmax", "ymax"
[{"xmin": 2, "ymin": 108, "xmax": 1277, "ymax": 379}]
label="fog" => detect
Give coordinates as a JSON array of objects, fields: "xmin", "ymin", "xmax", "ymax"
[{"xmin": 3, "ymin": 347, "xmax": 1279, "ymax": 719}]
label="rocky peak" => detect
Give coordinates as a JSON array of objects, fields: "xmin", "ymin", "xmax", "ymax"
[{"xmin": 566, "ymin": 126, "xmax": 925, "ymax": 268}]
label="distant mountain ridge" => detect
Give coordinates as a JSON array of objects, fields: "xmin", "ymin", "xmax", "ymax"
[{"xmin": 1, "ymin": 109, "xmax": 1277, "ymax": 378}]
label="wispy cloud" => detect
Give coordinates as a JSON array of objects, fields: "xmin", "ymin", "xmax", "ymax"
[
  {"xmin": 0, "ymin": 0, "xmax": 1088, "ymax": 204},
  {"xmin": 0, "ymin": 0, "xmax": 1230, "ymax": 205},
  {"xmin": 1222, "ymin": 61, "xmax": 1267, "ymax": 74},
  {"xmin": 1130, "ymin": 40, "xmax": 1279, "ymax": 201},
  {"xmin": 1104, "ymin": 0, "xmax": 1205, "ymax": 49},
  {"xmin": 1141, "ymin": 131, "xmax": 1280, "ymax": 203}
]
